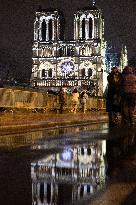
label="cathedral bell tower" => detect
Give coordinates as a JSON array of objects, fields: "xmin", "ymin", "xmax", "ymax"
[
  {"xmin": 74, "ymin": 1, "xmax": 104, "ymax": 41},
  {"xmin": 34, "ymin": 8, "xmax": 64, "ymax": 42}
]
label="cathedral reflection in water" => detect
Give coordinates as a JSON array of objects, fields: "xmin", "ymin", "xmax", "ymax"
[{"xmin": 31, "ymin": 140, "xmax": 106, "ymax": 204}]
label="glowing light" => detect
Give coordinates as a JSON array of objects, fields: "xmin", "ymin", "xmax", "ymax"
[
  {"xmin": 60, "ymin": 149, "xmax": 73, "ymax": 161},
  {"xmin": 60, "ymin": 61, "xmax": 74, "ymax": 74}
]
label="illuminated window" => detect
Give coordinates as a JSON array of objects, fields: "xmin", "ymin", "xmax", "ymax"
[
  {"xmin": 89, "ymin": 18, "xmax": 92, "ymax": 38},
  {"xmin": 82, "ymin": 18, "xmax": 85, "ymax": 39},
  {"xmin": 42, "ymin": 19, "xmax": 46, "ymax": 41}
]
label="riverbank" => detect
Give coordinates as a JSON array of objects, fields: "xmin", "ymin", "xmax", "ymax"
[{"xmin": 0, "ymin": 111, "xmax": 108, "ymax": 133}]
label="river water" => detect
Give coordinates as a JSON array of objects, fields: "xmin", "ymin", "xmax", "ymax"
[{"xmin": 0, "ymin": 123, "xmax": 135, "ymax": 205}]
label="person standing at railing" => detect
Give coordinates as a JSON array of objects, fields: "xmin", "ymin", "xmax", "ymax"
[
  {"xmin": 71, "ymin": 88, "xmax": 79, "ymax": 114},
  {"xmin": 106, "ymin": 66, "xmax": 123, "ymax": 127},
  {"xmin": 80, "ymin": 91, "xmax": 88, "ymax": 113},
  {"xmin": 121, "ymin": 66, "xmax": 136, "ymax": 126},
  {"xmin": 58, "ymin": 87, "xmax": 66, "ymax": 114}
]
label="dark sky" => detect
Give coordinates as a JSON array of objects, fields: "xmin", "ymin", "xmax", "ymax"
[{"xmin": 0, "ymin": 0, "xmax": 136, "ymax": 82}]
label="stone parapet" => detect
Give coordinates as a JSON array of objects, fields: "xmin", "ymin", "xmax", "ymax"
[{"xmin": 0, "ymin": 88, "xmax": 106, "ymax": 112}]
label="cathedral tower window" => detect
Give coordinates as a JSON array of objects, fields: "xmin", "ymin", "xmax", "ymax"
[
  {"xmin": 42, "ymin": 19, "xmax": 46, "ymax": 41},
  {"xmin": 48, "ymin": 68, "xmax": 52, "ymax": 77},
  {"xmin": 49, "ymin": 19, "xmax": 53, "ymax": 41},
  {"xmin": 89, "ymin": 18, "xmax": 93, "ymax": 38},
  {"xmin": 82, "ymin": 18, "xmax": 85, "ymax": 39}
]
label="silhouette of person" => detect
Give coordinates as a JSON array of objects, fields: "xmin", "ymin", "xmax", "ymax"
[
  {"xmin": 80, "ymin": 91, "xmax": 88, "ymax": 113},
  {"xmin": 106, "ymin": 66, "xmax": 123, "ymax": 127},
  {"xmin": 121, "ymin": 66, "xmax": 136, "ymax": 126},
  {"xmin": 58, "ymin": 87, "xmax": 65, "ymax": 114},
  {"xmin": 71, "ymin": 88, "xmax": 79, "ymax": 114}
]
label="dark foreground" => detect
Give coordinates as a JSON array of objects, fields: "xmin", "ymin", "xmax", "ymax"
[{"xmin": 0, "ymin": 122, "xmax": 136, "ymax": 205}]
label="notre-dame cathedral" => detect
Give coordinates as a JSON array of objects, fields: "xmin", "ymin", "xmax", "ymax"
[{"xmin": 31, "ymin": 3, "xmax": 107, "ymax": 96}]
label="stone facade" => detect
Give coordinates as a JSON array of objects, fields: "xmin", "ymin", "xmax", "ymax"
[{"xmin": 31, "ymin": 3, "xmax": 107, "ymax": 96}]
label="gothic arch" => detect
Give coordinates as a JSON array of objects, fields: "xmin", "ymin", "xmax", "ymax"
[
  {"xmin": 80, "ymin": 14, "xmax": 86, "ymax": 19},
  {"xmin": 87, "ymin": 14, "xmax": 94, "ymax": 38},
  {"xmin": 39, "ymin": 62, "xmax": 54, "ymax": 78},
  {"xmin": 79, "ymin": 61, "xmax": 96, "ymax": 78}
]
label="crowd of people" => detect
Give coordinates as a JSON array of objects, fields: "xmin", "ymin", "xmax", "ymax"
[
  {"xmin": 106, "ymin": 65, "xmax": 136, "ymax": 127},
  {"xmin": 58, "ymin": 87, "xmax": 88, "ymax": 114},
  {"xmin": 58, "ymin": 65, "xmax": 136, "ymax": 127}
]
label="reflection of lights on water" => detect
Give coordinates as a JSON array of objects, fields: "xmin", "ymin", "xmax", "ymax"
[
  {"xmin": 60, "ymin": 149, "xmax": 73, "ymax": 161},
  {"xmin": 102, "ymin": 140, "xmax": 106, "ymax": 155},
  {"xmin": 31, "ymin": 142, "xmax": 107, "ymax": 205},
  {"xmin": 62, "ymin": 151, "xmax": 71, "ymax": 160}
]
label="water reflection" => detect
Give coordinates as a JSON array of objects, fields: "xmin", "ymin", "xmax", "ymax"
[
  {"xmin": 106, "ymin": 127, "xmax": 136, "ymax": 177},
  {"xmin": 0, "ymin": 124, "xmax": 136, "ymax": 205},
  {"xmin": 31, "ymin": 140, "xmax": 106, "ymax": 205},
  {"xmin": 0, "ymin": 123, "xmax": 107, "ymax": 149}
]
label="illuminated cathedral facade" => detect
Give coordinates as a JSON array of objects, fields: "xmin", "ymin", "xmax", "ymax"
[{"xmin": 31, "ymin": 3, "xmax": 107, "ymax": 96}]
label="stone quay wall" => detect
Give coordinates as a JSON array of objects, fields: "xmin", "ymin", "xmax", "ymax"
[{"xmin": 0, "ymin": 88, "xmax": 106, "ymax": 112}]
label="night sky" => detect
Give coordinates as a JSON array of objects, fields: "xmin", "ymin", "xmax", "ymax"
[{"xmin": 0, "ymin": 0, "xmax": 136, "ymax": 82}]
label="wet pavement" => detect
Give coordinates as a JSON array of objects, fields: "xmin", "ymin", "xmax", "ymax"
[
  {"xmin": 0, "ymin": 112, "xmax": 108, "ymax": 135},
  {"xmin": 0, "ymin": 123, "xmax": 136, "ymax": 205}
]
